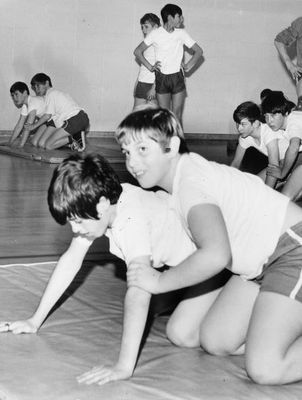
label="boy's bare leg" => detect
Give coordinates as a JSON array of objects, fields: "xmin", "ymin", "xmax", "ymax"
[
  {"xmin": 199, "ymin": 275, "xmax": 259, "ymax": 355},
  {"xmin": 246, "ymin": 292, "xmax": 302, "ymax": 384},
  {"xmin": 166, "ymin": 287, "xmax": 221, "ymax": 348},
  {"xmin": 157, "ymin": 92, "xmax": 171, "ymax": 111},
  {"xmin": 44, "ymin": 128, "xmax": 70, "ymax": 150},
  {"xmin": 171, "ymin": 90, "xmax": 186, "ymax": 130},
  {"xmin": 30, "ymin": 125, "xmax": 47, "ymax": 147}
]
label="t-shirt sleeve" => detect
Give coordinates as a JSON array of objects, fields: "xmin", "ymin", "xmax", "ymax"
[
  {"xmin": 287, "ymin": 122, "xmax": 302, "ymax": 140},
  {"xmin": 181, "ymin": 29, "xmax": 196, "ymax": 48},
  {"xmin": 110, "ymin": 195, "xmax": 152, "ymax": 266},
  {"xmin": 275, "ymin": 17, "xmax": 302, "ymax": 46}
]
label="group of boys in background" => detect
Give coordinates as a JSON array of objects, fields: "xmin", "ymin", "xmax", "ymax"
[{"xmin": 3, "ymin": 3, "xmax": 302, "ymax": 391}]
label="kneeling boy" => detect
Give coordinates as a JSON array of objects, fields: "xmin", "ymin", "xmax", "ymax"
[{"xmin": 0, "ymin": 153, "xmax": 196, "ymax": 386}]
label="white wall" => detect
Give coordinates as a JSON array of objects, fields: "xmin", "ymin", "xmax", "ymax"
[{"xmin": 0, "ymin": 0, "xmax": 301, "ymax": 134}]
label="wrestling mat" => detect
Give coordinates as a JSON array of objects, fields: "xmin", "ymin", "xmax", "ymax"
[
  {"xmin": 0, "ymin": 141, "xmax": 123, "ymax": 164},
  {"xmin": 0, "ymin": 262, "xmax": 301, "ymax": 400}
]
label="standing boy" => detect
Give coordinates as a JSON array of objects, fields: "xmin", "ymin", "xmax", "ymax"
[
  {"xmin": 116, "ymin": 107, "xmax": 302, "ymax": 385},
  {"xmin": 133, "ymin": 13, "xmax": 160, "ymax": 111},
  {"xmin": 9, "ymin": 81, "xmax": 46, "ymax": 147},
  {"xmin": 275, "ymin": 17, "xmax": 302, "ymax": 108},
  {"xmin": 134, "ymin": 4, "xmax": 203, "ymax": 131},
  {"xmin": 0, "ymin": 153, "xmax": 197, "ymax": 386},
  {"xmin": 26, "ymin": 73, "xmax": 89, "ymax": 151}
]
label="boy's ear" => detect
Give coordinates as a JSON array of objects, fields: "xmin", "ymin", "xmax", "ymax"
[
  {"xmin": 168, "ymin": 136, "xmax": 181, "ymax": 157},
  {"xmin": 96, "ymin": 196, "xmax": 110, "ymax": 217}
]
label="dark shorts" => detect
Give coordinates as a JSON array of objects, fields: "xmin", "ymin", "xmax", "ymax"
[
  {"xmin": 62, "ymin": 110, "xmax": 89, "ymax": 136},
  {"xmin": 155, "ymin": 70, "xmax": 186, "ymax": 95},
  {"xmin": 254, "ymin": 221, "xmax": 302, "ymax": 302},
  {"xmin": 134, "ymin": 81, "xmax": 154, "ymax": 99}
]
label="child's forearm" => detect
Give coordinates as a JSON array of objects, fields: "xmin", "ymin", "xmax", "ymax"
[
  {"xmin": 31, "ymin": 239, "xmax": 91, "ymax": 328},
  {"xmin": 30, "ymin": 114, "xmax": 51, "ymax": 130},
  {"xmin": 116, "ymin": 286, "xmax": 151, "ymax": 374},
  {"xmin": 281, "ymin": 145, "xmax": 300, "ymax": 178}
]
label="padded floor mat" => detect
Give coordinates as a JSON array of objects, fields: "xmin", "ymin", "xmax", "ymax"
[
  {"xmin": 0, "ymin": 141, "xmax": 124, "ymax": 164},
  {"xmin": 0, "ymin": 262, "xmax": 301, "ymax": 400}
]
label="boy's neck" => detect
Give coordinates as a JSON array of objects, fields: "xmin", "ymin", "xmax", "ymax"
[
  {"xmin": 164, "ymin": 22, "xmax": 175, "ymax": 33},
  {"xmin": 160, "ymin": 153, "xmax": 182, "ymax": 193},
  {"xmin": 251, "ymin": 123, "xmax": 261, "ymax": 139}
]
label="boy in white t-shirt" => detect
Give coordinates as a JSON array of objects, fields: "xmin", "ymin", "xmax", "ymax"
[
  {"xmin": 116, "ymin": 107, "xmax": 302, "ymax": 385},
  {"xmin": 26, "ymin": 73, "xmax": 89, "ymax": 152},
  {"xmin": 262, "ymin": 91, "xmax": 302, "ymax": 199},
  {"xmin": 231, "ymin": 101, "xmax": 284, "ymax": 188},
  {"xmin": 9, "ymin": 81, "xmax": 46, "ymax": 147},
  {"xmin": 134, "ymin": 4, "xmax": 203, "ymax": 130},
  {"xmin": 133, "ymin": 13, "xmax": 160, "ymax": 111},
  {"xmin": 0, "ymin": 153, "xmax": 196, "ymax": 386}
]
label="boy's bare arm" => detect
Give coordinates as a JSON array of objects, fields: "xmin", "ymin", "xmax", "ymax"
[
  {"xmin": 0, "ymin": 236, "xmax": 92, "ymax": 334},
  {"xmin": 274, "ymin": 40, "xmax": 302, "ymax": 81},
  {"xmin": 19, "ymin": 110, "xmax": 37, "ymax": 147},
  {"xmin": 265, "ymin": 139, "xmax": 280, "ymax": 188},
  {"xmin": 77, "ymin": 256, "xmax": 152, "ymax": 386},
  {"xmin": 9, "ymin": 114, "xmax": 27, "ymax": 145},
  {"xmin": 128, "ymin": 204, "xmax": 232, "ymax": 294},
  {"xmin": 230, "ymin": 144, "xmax": 246, "ymax": 168},
  {"xmin": 25, "ymin": 113, "xmax": 51, "ymax": 131},
  {"xmin": 267, "ymin": 138, "xmax": 301, "ymax": 180},
  {"xmin": 183, "ymin": 43, "xmax": 203, "ymax": 73}
]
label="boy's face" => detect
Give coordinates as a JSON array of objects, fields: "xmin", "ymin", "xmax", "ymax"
[
  {"xmin": 264, "ymin": 112, "xmax": 286, "ymax": 131},
  {"xmin": 236, "ymin": 118, "xmax": 256, "ymax": 138},
  {"xmin": 68, "ymin": 215, "xmax": 108, "ymax": 240},
  {"xmin": 141, "ymin": 21, "xmax": 157, "ymax": 37},
  {"xmin": 31, "ymin": 82, "xmax": 48, "ymax": 96},
  {"xmin": 169, "ymin": 13, "xmax": 184, "ymax": 28},
  {"xmin": 11, "ymin": 90, "xmax": 27, "ymax": 108},
  {"xmin": 120, "ymin": 133, "xmax": 171, "ymax": 189}
]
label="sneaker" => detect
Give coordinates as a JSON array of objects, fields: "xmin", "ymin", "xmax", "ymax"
[{"xmin": 70, "ymin": 131, "xmax": 86, "ymax": 152}]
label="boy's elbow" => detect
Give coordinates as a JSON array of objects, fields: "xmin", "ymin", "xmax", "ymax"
[{"xmin": 214, "ymin": 248, "xmax": 232, "ymax": 271}]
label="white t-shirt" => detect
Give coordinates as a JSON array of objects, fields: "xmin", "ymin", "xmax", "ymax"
[
  {"xmin": 20, "ymin": 95, "xmax": 46, "ymax": 118},
  {"xmin": 171, "ymin": 153, "xmax": 289, "ymax": 280},
  {"xmin": 144, "ymin": 27, "xmax": 196, "ymax": 74},
  {"xmin": 274, "ymin": 112, "xmax": 302, "ymax": 159},
  {"xmin": 239, "ymin": 123, "xmax": 284, "ymax": 158},
  {"xmin": 105, "ymin": 183, "xmax": 196, "ymax": 268},
  {"xmin": 44, "ymin": 88, "xmax": 82, "ymax": 128},
  {"xmin": 138, "ymin": 45, "xmax": 156, "ymax": 84}
]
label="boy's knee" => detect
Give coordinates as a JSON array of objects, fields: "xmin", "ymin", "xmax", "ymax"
[
  {"xmin": 246, "ymin": 353, "xmax": 284, "ymax": 385},
  {"xmin": 166, "ymin": 319, "xmax": 199, "ymax": 348},
  {"xmin": 199, "ymin": 326, "xmax": 239, "ymax": 356}
]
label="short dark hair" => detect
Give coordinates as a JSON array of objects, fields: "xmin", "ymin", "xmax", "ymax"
[
  {"xmin": 10, "ymin": 82, "xmax": 29, "ymax": 95},
  {"xmin": 140, "ymin": 13, "xmax": 160, "ymax": 27},
  {"xmin": 116, "ymin": 108, "xmax": 189, "ymax": 154},
  {"xmin": 261, "ymin": 91, "xmax": 293, "ymax": 115},
  {"xmin": 161, "ymin": 4, "xmax": 182, "ymax": 23},
  {"xmin": 30, "ymin": 73, "xmax": 52, "ymax": 87},
  {"xmin": 233, "ymin": 101, "xmax": 261, "ymax": 124},
  {"xmin": 48, "ymin": 153, "xmax": 122, "ymax": 225}
]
